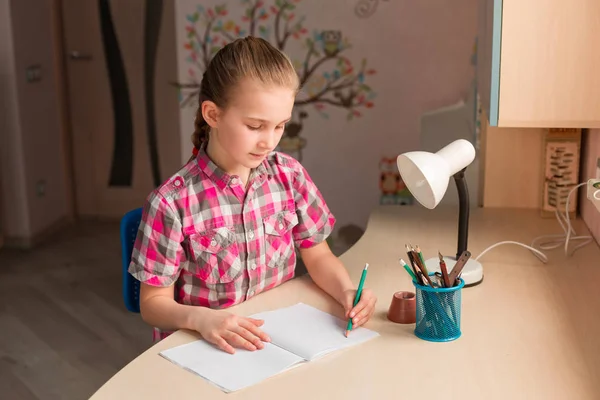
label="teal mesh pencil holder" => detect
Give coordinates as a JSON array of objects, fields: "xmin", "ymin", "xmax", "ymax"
[{"xmin": 413, "ymin": 276, "xmax": 464, "ymax": 342}]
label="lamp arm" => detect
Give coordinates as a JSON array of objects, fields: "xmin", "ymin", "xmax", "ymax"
[{"xmin": 453, "ymin": 168, "xmax": 469, "ymax": 260}]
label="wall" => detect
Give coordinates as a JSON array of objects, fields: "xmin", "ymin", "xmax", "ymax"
[
  {"xmin": 581, "ymin": 129, "xmax": 600, "ymax": 244},
  {"xmin": 419, "ymin": 83, "xmax": 481, "ymax": 208},
  {"xmin": 174, "ymin": 0, "xmax": 479, "ymax": 233},
  {"xmin": 0, "ymin": 0, "xmax": 70, "ymax": 246},
  {"xmin": 0, "ymin": 0, "xmax": 28, "ymax": 239}
]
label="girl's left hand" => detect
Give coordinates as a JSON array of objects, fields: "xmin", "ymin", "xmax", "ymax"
[{"xmin": 340, "ymin": 288, "xmax": 377, "ymax": 329}]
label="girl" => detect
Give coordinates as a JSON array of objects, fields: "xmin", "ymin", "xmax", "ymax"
[{"xmin": 129, "ymin": 36, "xmax": 377, "ymax": 354}]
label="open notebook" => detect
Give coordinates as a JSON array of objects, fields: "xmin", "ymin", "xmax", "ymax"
[{"xmin": 159, "ymin": 302, "xmax": 379, "ymax": 393}]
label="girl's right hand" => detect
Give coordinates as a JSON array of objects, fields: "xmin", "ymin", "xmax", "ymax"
[{"xmin": 193, "ymin": 309, "xmax": 271, "ymax": 354}]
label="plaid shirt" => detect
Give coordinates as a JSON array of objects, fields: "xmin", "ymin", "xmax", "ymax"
[{"xmin": 128, "ymin": 146, "xmax": 335, "ymax": 340}]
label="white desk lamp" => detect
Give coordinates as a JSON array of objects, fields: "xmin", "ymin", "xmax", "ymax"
[{"xmin": 396, "ymin": 139, "xmax": 483, "ymax": 286}]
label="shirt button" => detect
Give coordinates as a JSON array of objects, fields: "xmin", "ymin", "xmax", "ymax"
[
  {"xmin": 248, "ymin": 290, "xmax": 255, "ymax": 297},
  {"xmin": 231, "ymin": 177, "xmax": 238, "ymax": 185},
  {"xmin": 210, "ymin": 239, "xmax": 217, "ymax": 247},
  {"xmin": 174, "ymin": 179, "xmax": 181, "ymax": 187},
  {"xmin": 251, "ymin": 263, "xmax": 257, "ymax": 270},
  {"xmin": 278, "ymin": 222, "xmax": 284, "ymax": 229},
  {"xmin": 248, "ymin": 231, "xmax": 254, "ymax": 239}
]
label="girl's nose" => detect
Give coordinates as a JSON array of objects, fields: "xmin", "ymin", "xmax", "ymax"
[{"xmin": 260, "ymin": 130, "xmax": 277, "ymax": 149}]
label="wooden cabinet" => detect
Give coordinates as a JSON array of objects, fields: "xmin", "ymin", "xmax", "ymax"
[
  {"xmin": 477, "ymin": 0, "xmax": 600, "ymax": 128},
  {"xmin": 478, "ymin": 110, "xmax": 545, "ymax": 209}
]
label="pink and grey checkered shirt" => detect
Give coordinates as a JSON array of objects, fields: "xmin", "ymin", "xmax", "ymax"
[{"xmin": 128, "ymin": 146, "xmax": 335, "ymax": 340}]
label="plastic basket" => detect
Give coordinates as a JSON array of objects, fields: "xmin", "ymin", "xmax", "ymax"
[{"xmin": 413, "ymin": 275, "xmax": 464, "ymax": 342}]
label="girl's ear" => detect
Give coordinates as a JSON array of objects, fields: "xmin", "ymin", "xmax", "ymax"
[{"xmin": 201, "ymin": 100, "xmax": 220, "ymax": 128}]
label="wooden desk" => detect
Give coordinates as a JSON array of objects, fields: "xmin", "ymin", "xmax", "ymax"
[{"xmin": 90, "ymin": 206, "xmax": 600, "ymax": 399}]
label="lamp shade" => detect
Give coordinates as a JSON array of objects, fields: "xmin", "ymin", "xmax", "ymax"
[{"xmin": 396, "ymin": 139, "xmax": 476, "ymax": 209}]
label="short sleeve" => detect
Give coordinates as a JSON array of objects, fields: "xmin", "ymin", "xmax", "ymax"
[
  {"xmin": 292, "ymin": 163, "xmax": 336, "ymax": 249},
  {"xmin": 128, "ymin": 191, "xmax": 185, "ymax": 287}
]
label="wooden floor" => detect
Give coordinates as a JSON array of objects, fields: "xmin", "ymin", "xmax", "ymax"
[{"xmin": 0, "ymin": 220, "xmax": 153, "ymax": 400}]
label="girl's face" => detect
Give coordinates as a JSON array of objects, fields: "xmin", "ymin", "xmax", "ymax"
[{"xmin": 203, "ymin": 78, "xmax": 296, "ymax": 178}]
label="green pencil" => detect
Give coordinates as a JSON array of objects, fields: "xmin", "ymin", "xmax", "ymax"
[
  {"xmin": 345, "ymin": 263, "xmax": 369, "ymax": 337},
  {"xmin": 415, "ymin": 245, "xmax": 429, "ymax": 275},
  {"xmin": 399, "ymin": 258, "xmax": 417, "ymax": 281}
]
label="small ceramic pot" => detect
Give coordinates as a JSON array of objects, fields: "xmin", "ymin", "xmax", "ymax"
[{"xmin": 387, "ymin": 291, "xmax": 416, "ymax": 324}]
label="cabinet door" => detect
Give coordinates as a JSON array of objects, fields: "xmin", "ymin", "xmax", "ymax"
[{"xmin": 479, "ymin": 0, "xmax": 600, "ymax": 128}]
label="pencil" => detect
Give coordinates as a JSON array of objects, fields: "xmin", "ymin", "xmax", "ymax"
[
  {"xmin": 438, "ymin": 251, "xmax": 451, "ymax": 288},
  {"xmin": 405, "ymin": 245, "xmax": 421, "ymax": 283},
  {"xmin": 399, "ymin": 258, "xmax": 417, "ymax": 281},
  {"xmin": 410, "ymin": 250, "xmax": 434, "ymax": 287},
  {"xmin": 346, "ymin": 263, "xmax": 369, "ymax": 337},
  {"xmin": 415, "ymin": 245, "xmax": 429, "ymax": 276}
]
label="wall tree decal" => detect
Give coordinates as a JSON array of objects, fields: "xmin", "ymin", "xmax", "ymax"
[
  {"xmin": 173, "ymin": 0, "xmax": 377, "ymax": 161},
  {"xmin": 354, "ymin": 0, "xmax": 391, "ymax": 19}
]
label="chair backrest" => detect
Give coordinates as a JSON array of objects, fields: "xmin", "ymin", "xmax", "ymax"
[{"xmin": 120, "ymin": 207, "xmax": 143, "ymax": 313}]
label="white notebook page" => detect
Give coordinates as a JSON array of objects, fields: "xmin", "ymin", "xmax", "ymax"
[
  {"xmin": 159, "ymin": 303, "xmax": 379, "ymax": 393},
  {"xmin": 253, "ymin": 303, "xmax": 380, "ymax": 361},
  {"xmin": 159, "ymin": 339, "xmax": 303, "ymax": 393}
]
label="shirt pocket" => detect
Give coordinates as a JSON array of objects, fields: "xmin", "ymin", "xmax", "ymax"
[
  {"xmin": 189, "ymin": 226, "xmax": 242, "ymax": 284},
  {"xmin": 263, "ymin": 210, "xmax": 299, "ymax": 269}
]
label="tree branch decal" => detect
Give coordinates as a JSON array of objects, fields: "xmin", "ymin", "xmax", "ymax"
[
  {"xmin": 173, "ymin": 0, "xmax": 378, "ymax": 130},
  {"xmin": 271, "ymin": 0, "xmax": 306, "ymax": 50}
]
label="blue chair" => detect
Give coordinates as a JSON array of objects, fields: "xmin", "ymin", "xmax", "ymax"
[{"xmin": 120, "ymin": 207, "xmax": 143, "ymax": 313}]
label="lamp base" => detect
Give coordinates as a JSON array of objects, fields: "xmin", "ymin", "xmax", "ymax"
[{"xmin": 424, "ymin": 257, "xmax": 484, "ymax": 287}]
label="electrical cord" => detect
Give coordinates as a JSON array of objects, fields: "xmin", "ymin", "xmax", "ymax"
[{"xmin": 474, "ymin": 182, "xmax": 593, "ymax": 263}]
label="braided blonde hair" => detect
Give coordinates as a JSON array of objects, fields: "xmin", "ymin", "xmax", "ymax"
[{"xmin": 190, "ymin": 36, "xmax": 299, "ymax": 159}]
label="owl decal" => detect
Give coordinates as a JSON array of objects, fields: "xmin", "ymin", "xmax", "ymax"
[{"xmin": 321, "ymin": 30, "xmax": 342, "ymax": 56}]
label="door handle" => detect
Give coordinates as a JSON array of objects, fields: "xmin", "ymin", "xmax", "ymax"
[{"xmin": 69, "ymin": 51, "xmax": 93, "ymax": 60}]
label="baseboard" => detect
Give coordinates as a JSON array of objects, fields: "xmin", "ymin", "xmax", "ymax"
[{"xmin": 3, "ymin": 215, "xmax": 73, "ymax": 250}]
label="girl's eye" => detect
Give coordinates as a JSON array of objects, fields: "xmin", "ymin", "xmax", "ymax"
[
  {"xmin": 247, "ymin": 125, "xmax": 261, "ymax": 131},
  {"xmin": 276, "ymin": 125, "xmax": 285, "ymax": 130}
]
